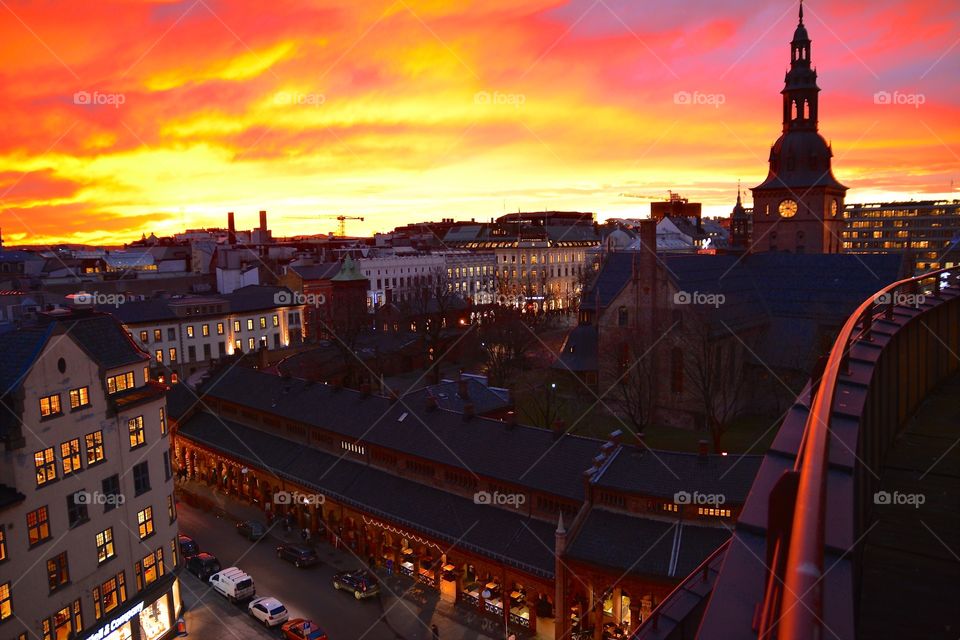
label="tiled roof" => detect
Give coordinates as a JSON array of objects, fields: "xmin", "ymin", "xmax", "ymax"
[
  {"xmin": 178, "ymin": 413, "xmax": 558, "ymax": 577},
  {"xmin": 198, "ymin": 366, "xmax": 604, "ymax": 501},
  {"xmin": 289, "ymin": 262, "xmax": 341, "ymax": 281},
  {"xmin": 54, "ymin": 313, "xmax": 149, "ymax": 369},
  {"xmin": 406, "ymin": 379, "xmax": 511, "ymax": 415},
  {"xmin": 595, "ymin": 447, "xmax": 763, "ymax": 504},
  {"xmin": 566, "ymin": 508, "xmax": 731, "ymax": 578},
  {"xmin": 101, "ymin": 285, "xmax": 296, "ymax": 324},
  {"xmin": 552, "ymin": 324, "xmax": 598, "ymax": 373}
]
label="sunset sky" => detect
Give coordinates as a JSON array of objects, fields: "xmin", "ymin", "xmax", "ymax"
[{"xmin": 0, "ymin": 0, "xmax": 958, "ymax": 245}]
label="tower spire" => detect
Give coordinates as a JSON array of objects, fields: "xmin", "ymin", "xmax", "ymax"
[{"xmin": 799, "ymin": 0, "xmax": 803, "ymax": 25}]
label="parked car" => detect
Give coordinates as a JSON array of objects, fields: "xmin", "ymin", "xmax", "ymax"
[
  {"xmin": 281, "ymin": 618, "xmax": 328, "ymax": 640},
  {"xmin": 178, "ymin": 534, "xmax": 199, "ymax": 560},
  {"xmin": 247, "ymin": 596, "xmax": 289, "ymax": 627},
  {"xmin": 209, "ymin": 567, "xmax": 256, "ymax": 602},
  {"xmin": 185, "ymin": 553, "xmax": 220, "ymax": 581},
  {"xmin": 276, "ymin": 543, "xmax": 318, "ymax": 568},
  {"xmin": 332, "ymin": 570, "xmax": 380, "ymax": 599},
  {"xmin": 236, "ymin": 520, "xmax": 267, "ymax": 541}
]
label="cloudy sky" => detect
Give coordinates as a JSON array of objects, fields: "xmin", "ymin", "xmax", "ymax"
[{"xmin": 0, "ymin": 0, "xmax": 957, "ymax": 244}]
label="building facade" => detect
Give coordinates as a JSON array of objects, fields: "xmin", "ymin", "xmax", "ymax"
[
  {"xmin": 0, "ymin": 312, "xmax": 181, "ymax": 640},
  {"xmin": 98, "ymin": 285, "xmax": 305, "ymax": 380},
  {"xmin": 438, "ymin": 251, "xmax": 498, "ymax": 306},
  {"xmin": 841, "ymin": 200, "xmax": 960, "ymax": 273},
  {"xmin": 358, "ymin": 253, "xmax": 445, "ymax": 310}
]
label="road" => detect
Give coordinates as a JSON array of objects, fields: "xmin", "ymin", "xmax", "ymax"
[{"xmin": 177, "ymin": 503, "xmax": 498, "ymax": 640}]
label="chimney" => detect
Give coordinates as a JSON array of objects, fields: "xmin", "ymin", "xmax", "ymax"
[
  {"xmin": 227, "ymin": 212, "xmax": 236, "ymax": 245},
  {"xmin": 698, "ymin": 439, "xmax": 709, "ymax": 460},
  {"xmin": 259, "ymin": 210, "xmax": 268, "ymax": 231},
  {"xmin": 463, "ymin": 402, "xmax": 475, "ymax": 420}
]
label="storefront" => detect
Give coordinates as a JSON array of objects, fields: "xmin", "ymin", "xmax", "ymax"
[{"xmin": 79, "ymin": 575, "xmax": 181, "ymax": 640}]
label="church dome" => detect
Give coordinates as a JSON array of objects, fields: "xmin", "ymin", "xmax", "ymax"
[{"xmin": 755, "ymin": 130, "xmax": 846, "ymax": 190}]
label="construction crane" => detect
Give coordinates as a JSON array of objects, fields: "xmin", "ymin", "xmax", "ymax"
[
  {"xmin": 323, "ymin": 215, "xmax": 365, "ymax": 237},
  {"xmin": 619, "ymin": 190, "xmax": 681, "ymax": 201}
]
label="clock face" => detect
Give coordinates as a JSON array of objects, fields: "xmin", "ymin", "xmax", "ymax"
[
  {"xmin": 778, "ymin": 199, "xmax": 798, "ymax": 218},
  {"xmin": 831, "ymin": 199, "xmax": 839, "ymax": 217}
]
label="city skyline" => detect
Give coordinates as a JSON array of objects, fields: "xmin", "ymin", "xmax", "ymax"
[{"xmin": 0, "ymin": 0, "xmax": 958, "ymax": 245}]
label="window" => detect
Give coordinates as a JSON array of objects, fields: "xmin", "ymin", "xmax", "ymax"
[
  {"xmin": 69, "ymin": 386, "xmax": 90, "ymax": 409},
  {"xmin": 137, "ymin": 507, "xmax": 154, "ymax": 539},
  {"xmin": 167, "ymin": 328, "xmax": 175, "ymax": 340},
  {"xmin": 43, "ymin": 601, "xmax": 81, "ymax": 640},
  {"xmin": 246, "ymin": 319, "xmax": 254, "ymax": 331},
  {"xmin": 167, "ymin": 494, "xmax": 177, "ymax": 522},
  {"xmin": 133, "ymin": 462, "xmax": 151, "ymax": 496},
  {"xmin": 153, "ymin": 329, "xmax": 162, "ymax": 342},
  {"xmin": 128, "ymin": 416, "xmax": 145, "ymax": 448},
  {"xmin": 168, "ymin": 347, "xmax": 177, "ymax": 363},
  {"xmin": 202, "ymin": 324, "xmax": 210, "ymax": 336},
  {"xmin": 0, "ymin": 582, "xmax": 11, "ymax": 622},
  {"xmin": 106, "ymin": 372, "xmax": 134, "ymax": 394},
  {"xmin": 144, "ymin": 366, "xmax": 149, "ymax": 383},
  {"xmin": 217, "ymin": 322, "xmax": 224, "ymax": 335},
  {"xmin": 233, "ymin": 320, "xmax": 241, "ymax": 332},
  {"xmin": 170, "ymin": 538, "xmax": 179, "ymax": 568},
  {"xmin": 163, "ymin": 451, "xmax": 172, "ymax": 481},
  {"xmin": 247, "ymin": 337, "xmax": 255, "ymax": 351},
  {"xmin": 159, "ymin": 407, "xmax": 167, "ymax": 436},
  {"xmin": 27, "ymin": 506, "xmax": 51, "ymax": 545},
  {"xmin": 139, "ymin": 330, "xmax": 148, "ymax": 342},
  {"xmin": 85, "ymin": 431, "xmax": 105, "ymax": 466},
  {"xmin": 188, "ymin": 345, "xmax": 196, "ymax": 361},
  {"xmin": 96, "ymin": 528, "xmax": 115, "ymax": 564},
  {"xmin": 257, "ymin": 316, "xmax": 265, "ymax": 329},
  {"xmin": 92, "ymin": 572, "xmax": 126, "ymax": 620},
  {"xmin": 60, "ymin": 439, "xmax": 82, "ymax": 476},
  {"xmin": 136, "ymin": 548, "xmax": 165, "ymax": 590},
  {"xmin": 67, "ymin": 492, "xmax": 89, "ymax": 528},
  {"xmin": 0, "ymin": 526, "xmax": 6, "ymax": 562},
  {"xmin": 272, "ymin": 314, "xmax": 279, "ymax": 327},
  {"xmin": 186, "ymin": 325, "xmax": 194, "ymax": 338},
  {"xmin": 234, "ymin": 339, "xmax": 241, "ymax": 351},
  {"xmin": 101, "ymin": 475, "xmax": 120, "ymax": 512},
  {"xmin": 155, "ymin": 349, "xmax": 163, "ymax": 363},
  {"xmin": 40, "ymin": 393, "xmax": 61, "ymax": 417},
  {"xmin": 35, "ymin": 448, "xmax": 57, "ymax": 486},
  {"xmin": 47, "ymin": 551, "xmax": 70, "ymax": 593}
]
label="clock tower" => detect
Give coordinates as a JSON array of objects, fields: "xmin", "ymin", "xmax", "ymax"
[{"xmin": 750, "ymin": 1, "xmax": 847, "ymax": 254}]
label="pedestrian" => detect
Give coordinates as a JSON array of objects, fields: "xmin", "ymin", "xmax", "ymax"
[{"xmin": 431, "ymin": 624, "xmax": 439, "ymax": 639}]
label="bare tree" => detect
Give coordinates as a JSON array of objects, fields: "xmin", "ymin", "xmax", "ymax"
[
  {"xmin": 478, "ymin": 308, "xmax": 535, "ymax": 387},
  {"xmin": 604, "ymin": 337, "xmax": 657, "ymax": 436},
  {"xmin": 680, "ymin": 317, "xmax": 752, "ymax": 452},
  {"xmin": 402, "ymin": 267, "xmax": 463, "ymax": 384},
  {"xmin": 522, "ymin": 380, "xmax": 566, "ymax": 431}
]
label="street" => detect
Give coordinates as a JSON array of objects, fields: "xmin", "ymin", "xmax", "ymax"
[{"xmin": 177, "ymin": 502, "xmax": 504, "ymax": 640}]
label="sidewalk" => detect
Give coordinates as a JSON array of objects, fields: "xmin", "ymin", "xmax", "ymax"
[{"xmin": 177, "ymin": 479, "xmax": 531, "ymax": 640}]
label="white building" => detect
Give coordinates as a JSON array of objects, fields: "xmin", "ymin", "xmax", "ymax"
[
  {"xmin": 0, "ymin": 311, "xmax": 182, "ymax": 640},
  {"xmin": 358, "ymin": 253, "xmax": 445, "ymax": 310}
]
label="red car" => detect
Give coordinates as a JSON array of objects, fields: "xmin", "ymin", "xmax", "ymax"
[{"xmin": 281, "ymin": 618, "xmax": 327, "ymax": 640}]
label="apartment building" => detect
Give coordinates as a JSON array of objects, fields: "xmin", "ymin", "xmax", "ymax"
[
  {"xmin": 0, "ymin": 311, "xmax": 181, "ymax": 640},
  {"xmin": 437, "ymin": 251, "xmax": 498, "ymax": 306},
  {"xmin": 100, "ymin": 285, "xmax": 305, "ymax": 379},
  {"xmin": 357, "ymin": 253, "xmax": 444, "ymax": 310},
  {"xmin": 841, "ymin": 200, "xmax": 960, "ymax": 273}
]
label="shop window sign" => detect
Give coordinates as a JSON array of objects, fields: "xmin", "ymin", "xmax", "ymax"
[{"xmin": 88, "ymin": 600, "xmax": 142, "ymax": 640}]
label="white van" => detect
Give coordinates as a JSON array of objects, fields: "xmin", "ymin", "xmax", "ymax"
[{"xmin": 209, "ymin": 567, "xmax": 256, "ymax": 602}]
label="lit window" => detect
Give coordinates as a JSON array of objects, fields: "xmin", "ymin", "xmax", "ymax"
[
  {"xmin": 137, "ymin": 507, "xmax": 154, "ymax": 539},
  {"xmin": 60, "ymin": 439, "xmax": 82, "ymax": 476},
  {"xmin": 168, "ymin": 348, "xmax": 177, "ymax": 363},
  {"xmin": 35, "ymin": 448, "xmax": 57, "ymax": 486},
  {"xmin": 27, "ymin": 506, "xmax": 51, "ymax": 545},
  {"xmin": 246, "ymin": 319, "xmax": 254, "ymax": 331},
  {"xmin": 92, "ymin": 572, "xmax": 126, "ymax": 620},
  {"xmin": 186, "ymin": 326, "xmax": 194, "ymax": 338},
  {"xmin": 39, "ymin": 394, "xmax": 61, "ymax": 417},
  {"xmin": 202, "ymin": 324, "xmax": 210, "ymax": 337},
  {"xmin": 259, "ymin": 316, "xmax": 266, "ymax": 329},
  {"xmin": 0, "ymin": 526, "xmax": 6, "ymax": 562},
  {"xmin": 0, "ymin": 582, "xmax": 12, "ymax": 621},
  {"xmin": 159, "ymin": 407, "xmax": 167, "ymax": 436},
  {"xmin": 168, "ymin": 494, "xmax": 177, "ymax": 522},
  {"xmin": 106, "ymin": 372, "xmax": 134, "ymax": 394},
  {"xmin": 155, "ymin": 350, "xmax": 163, "ymax": 363},
  {"xmin": 272, "ymin": 314, "xmax": 279, "ymax": 327},
  {"xmin": 128, "ymin": 416, "xmax": 145, "ymax": 449},
  {"xmin": 96, "ymin": 528, "xmax": 115, "ymax": 564},
  {"xmin": 68, "ymin": 386, "xmax": 90, "ymax": 410},
  {"xmin": 248, "ymin": 337, "xmax": 255, "ymax": 350},
  {"xmin": 46, "ymin": 551, "xmax": 69, "ymax": 593},
  {"xmin": 217, "ymin": 322, "xmax": 224, "ymax": 335},
  {"xmin": 136, "ymin": 547, "xmax": 165, "ymax": 590},
  {"xmin": 85, "ymin": 431, "xmax": 105, "ymax": 466},
  {"xmin": 233, "ymin": 320, "xmax": 241, "ymax": 332}
]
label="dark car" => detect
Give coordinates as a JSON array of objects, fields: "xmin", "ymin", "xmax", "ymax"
[
  {"xmin": 186, "ymin": 552, "xmax": 221, "ymax": 581},
  {"xmin": 276, "ymin": 543, "xmax": 318, "ymax": 568},
  {"xmin": 235, "ymin": 520, "xmax": 267, "ymax": 541},
  {"xmin": 178, "ymin": 534, "xmax": 199, "ymax": 560},
  {"xmin": 332, "ymin": 570, "xmax": 379, "ymax": 599}
]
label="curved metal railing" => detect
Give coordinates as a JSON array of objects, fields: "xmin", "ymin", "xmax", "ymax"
[{"xmin": 758, "ymin": 267, "xmax": 958, "ymax": 640}]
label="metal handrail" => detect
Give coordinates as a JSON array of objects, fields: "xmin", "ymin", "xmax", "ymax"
[{"xmin": 761, "ymin": 268, "xmax": 956, "ymax": 640}]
